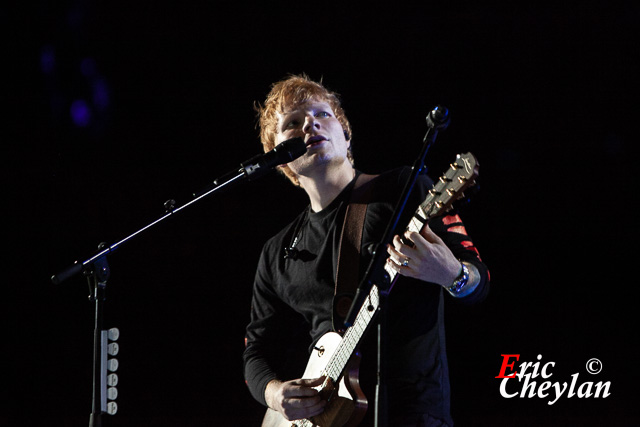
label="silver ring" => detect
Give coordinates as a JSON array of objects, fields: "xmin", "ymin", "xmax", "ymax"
[{"xmin": 401, "ymin": 258, "xmax": 410, "ymax": 267}]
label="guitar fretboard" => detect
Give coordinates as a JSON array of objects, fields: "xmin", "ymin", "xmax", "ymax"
[{"xmin": 324, "ymin": 282, "xmax": 380, "ymax": 381}]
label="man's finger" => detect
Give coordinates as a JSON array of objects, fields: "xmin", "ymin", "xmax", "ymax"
[
  {"xmin": 419, "ymin": 225, "xmax": 442, "ymax": 244},
  {"xmin": 282, "ymin": 376, "xmax": 326, "ymax": 398},
  {"xmin": 297, "ymin": 376, "xmax": 326, "ymax": 387},
  {"xmin": 284, "ymin": 395, "xmax": 323, "ymax": 409},
  {"xmin": 282, "ymin": 398, "xmax": 327, "ymax": 421}
]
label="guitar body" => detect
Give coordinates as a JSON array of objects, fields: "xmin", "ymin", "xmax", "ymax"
[{"xmin": 262, "ymin": 332, "xmax": 367, "ymax": 427}]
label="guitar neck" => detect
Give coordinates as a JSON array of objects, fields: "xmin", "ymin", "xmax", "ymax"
[
  {"xmin": 323, "ymin": 153, "xmax": 478, "ymax": 384},
  {"xmin": 323, "ymin": 212, "xmax": 426, "ymax": 380},
  {"xmin": 385, "ymin": 209, "xmax": 428, "ymax": 285},
  {"xmin": 324, "ymin": 283, "xmax": 380, "ymax": 381}
]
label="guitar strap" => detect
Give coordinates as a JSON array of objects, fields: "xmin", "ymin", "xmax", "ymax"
[{"xmin": 333, "ymin": 172, "xmax": 378, "ymax": 332}]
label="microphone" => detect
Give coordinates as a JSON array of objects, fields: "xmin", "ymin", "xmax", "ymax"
[
  {"xmin": 241, "ymin": 137, "xmax": 306, "ymax": 181},
  {"xmin": 196, "ymin": 137, "xmax": 307, "ymax": 197},
  {"xmin": 283, "ymin": 247, "xmax": 299, "ymax": 260},
  {"xmin": 425, "ymin": 105, "xmax": 450, "ymax": 131}
]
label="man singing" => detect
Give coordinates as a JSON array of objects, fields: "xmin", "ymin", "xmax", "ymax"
[{"xmin": 243, "ymin": 74, "xmax": 489, "ymax": 426}]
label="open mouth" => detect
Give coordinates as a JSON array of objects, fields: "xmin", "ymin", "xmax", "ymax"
[{"xmin": 306, "ymin": 135, "xmax": 327, "ymax": 147}]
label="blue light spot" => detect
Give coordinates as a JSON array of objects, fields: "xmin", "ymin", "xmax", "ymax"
[{"xmin": 70, "ymin": 99, "xmax": 92, "ymax": 127}]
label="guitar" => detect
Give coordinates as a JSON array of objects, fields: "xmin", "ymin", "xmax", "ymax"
[{"xmin": 262, "ymin": 153, "xmax": 480, "ymax": 427}]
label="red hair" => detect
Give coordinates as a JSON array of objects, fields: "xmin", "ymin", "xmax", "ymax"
[{"xmin": 255, "ymin": 74, "xmax": 353, "ymax": 186}]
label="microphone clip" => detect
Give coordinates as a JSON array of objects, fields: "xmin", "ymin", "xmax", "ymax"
[{"xmin": 283, "ymin": 247, "xmax": 299, "ymax": 260}]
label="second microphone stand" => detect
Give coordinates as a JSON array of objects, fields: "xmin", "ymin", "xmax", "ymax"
[
  {"xmin": 343, "ymin": 105, "xmax": 451, "ymax": 427},
  {"xmin": 51, "ymin": 137, "xmax": 307, "ymax": 427}
]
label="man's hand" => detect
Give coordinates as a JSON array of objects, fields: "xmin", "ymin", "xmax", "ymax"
[
  {"xmin": 386, "ymin": 225, "xmax": 461, "ymax": 286},
  {"xmin": 265, "ymin": 377, "xmax": 327, "ymax": 421}
]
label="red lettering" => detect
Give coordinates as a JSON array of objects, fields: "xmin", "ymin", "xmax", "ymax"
[{"xmin": 495, "ymin": 354, "xmax": 520, "ymax": 378}]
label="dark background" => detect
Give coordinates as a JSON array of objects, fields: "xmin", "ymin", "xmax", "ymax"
[{"xmin": 4, "ymin": 2, "xmax": 639, "ymax": 426}]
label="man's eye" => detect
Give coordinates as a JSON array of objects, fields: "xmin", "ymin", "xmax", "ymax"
[
  {"xmin": 285, "ymin": 120, "xmax": 299, "ymax": 129},
  {"xmin": 315, "ymin": 111, "xmax": 330, "ymax": 118}
]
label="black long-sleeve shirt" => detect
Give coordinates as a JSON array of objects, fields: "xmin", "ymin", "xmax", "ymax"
[{"xmin": 243, "ymin": 167, "xmax": 489, "ymax": 425}]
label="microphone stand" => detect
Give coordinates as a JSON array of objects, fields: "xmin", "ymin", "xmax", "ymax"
[
  {"xmin": 51, "ymin": 138, "xmax": 306, "ymax": 427},
  {"xmin": 342, "ymin": 106, "xmax": 450, "ymax": 427},
  {"xmin": 87, "ymin": 252, "xmax": 109, "ymax": 427}
]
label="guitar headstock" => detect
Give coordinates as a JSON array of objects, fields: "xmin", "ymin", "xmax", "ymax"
[{"xmin": 420, "ymin": 152, "xmax": 479, "ymax": 220}]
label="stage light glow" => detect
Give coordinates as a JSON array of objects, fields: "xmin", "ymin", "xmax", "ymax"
[{"xmin": 70, "ymin": 99, "xmax": 91, "ymax": 127}]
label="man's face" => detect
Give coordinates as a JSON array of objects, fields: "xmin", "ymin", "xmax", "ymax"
[{"xmin": 275, "ymin": 99, "xmax": 351, "ymax": 179}]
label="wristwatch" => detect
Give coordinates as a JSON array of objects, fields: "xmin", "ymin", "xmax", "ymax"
[{"xmin": 447, "ymin": 262, "xmax": 469, "ymax": 296}]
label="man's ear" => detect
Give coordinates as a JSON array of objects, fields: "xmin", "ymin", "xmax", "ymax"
[{"xmin": 343, "ymin": 129, "xmax": 351, "ymax": 141}]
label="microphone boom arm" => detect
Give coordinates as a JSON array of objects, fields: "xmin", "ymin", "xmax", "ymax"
[{"xmin": 51, "ymin": 137, "xmax": 306, "ymax": 285}]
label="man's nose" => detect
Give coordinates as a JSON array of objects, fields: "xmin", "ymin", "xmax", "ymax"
[{"xmin": 303, "ymin": 115, "xmax": 319, "ymax": 133}]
